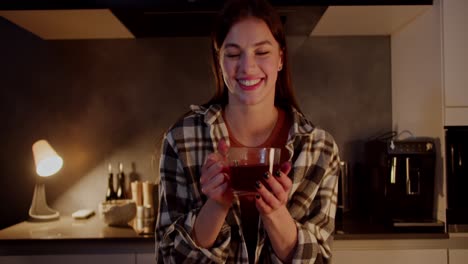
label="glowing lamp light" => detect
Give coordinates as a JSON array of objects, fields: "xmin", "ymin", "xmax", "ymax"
[
  {"xmin": 33, "ymin": 140, "xmax": 63, "ymax": 177},
  {"xmin": 29, "ymin": 139, "xmax": 62, "ymax": 221}
]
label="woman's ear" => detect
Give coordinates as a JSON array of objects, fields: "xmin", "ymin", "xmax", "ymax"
[{"xmin": 278, "ymin": 50, "xmax": 284, "ymax": 71}]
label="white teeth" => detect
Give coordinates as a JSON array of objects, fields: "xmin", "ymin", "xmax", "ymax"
[{"xmin": 238, "ymin": 79, "xmax": 261, "ymax": 86}]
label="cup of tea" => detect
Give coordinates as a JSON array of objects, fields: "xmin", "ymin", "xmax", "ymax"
[{"xmin": 226, "ymin": 147, "xmax": 281, "ymax": 196}]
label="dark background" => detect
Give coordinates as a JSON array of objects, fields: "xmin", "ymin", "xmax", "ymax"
[{"xmin": 0, "ymin": 17, "xmax": 391, "ymax": 229}]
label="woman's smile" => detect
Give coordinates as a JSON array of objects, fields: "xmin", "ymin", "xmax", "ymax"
[{"xmin": 237, "ymin": 78, "xmax": 264, "ymax": 91}]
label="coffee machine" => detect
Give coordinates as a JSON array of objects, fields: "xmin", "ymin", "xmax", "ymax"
[
  {"xmin": 445, "ymin": 126, "xmax": 468, "ymax": 226},
  {"xmin": 365, "ymin": 137, "xmax": 443, "ymax": 232}
]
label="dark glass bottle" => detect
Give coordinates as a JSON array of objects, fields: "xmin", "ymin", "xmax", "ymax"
[
  {"xmin": 116, "ymin": 162, "xmax": 126, "ymax": 199},
  {"xmin": 105, "ymin": 164, "xmax": 117, "ymax": 201}
]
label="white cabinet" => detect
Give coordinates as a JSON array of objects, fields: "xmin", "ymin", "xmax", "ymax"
[
  {"xmin": 332, "ymin": 249, "xmax": 447, "ymax": 264},
  {"xmin": 0, "ymin": 254, "xmax": 135, "ymax": 264},
  {"xmin": 449, "ymin": 249, "xmax": 468, "ymax": 264},
  {"xmin": 443, "ymin": 0, "xmax": 468, "ymax": 125}
]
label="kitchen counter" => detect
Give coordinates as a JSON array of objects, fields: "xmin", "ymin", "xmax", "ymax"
[
  {"xmin": 335, "ymin": 211, "xmax": 447, "ymax": 238},
  {"xmin": 0, "ymin": 215, "xmax": 154, "ymax": 256},
  {"xmin": 0, "ymin": 215, "xmax": 466, "ymax": 257},
  {"xmin": 0, "ymin": 215, "xmax": 142, "ymax": 240}
]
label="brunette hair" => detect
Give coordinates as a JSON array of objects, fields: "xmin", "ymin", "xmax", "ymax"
[{"xmin": 205, "ymin": 0, "xmax": 302, "ymax": 113}]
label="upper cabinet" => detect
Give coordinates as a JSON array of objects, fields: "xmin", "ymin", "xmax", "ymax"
[
  {"xmin": 311, "ymin": 5, "xmax": 431, "ymax": 36},
  {"xmin": 0, "ymin": 1, "xmax": 433, "ymax": 39},
  {"xmin": 442, "ymin": 0, "xmax": 468, "ymax": 125}
]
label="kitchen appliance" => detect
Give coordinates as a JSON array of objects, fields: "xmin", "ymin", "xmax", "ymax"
[
  {"xmin": 445, "ymin": 126, "xmax": 468, "ymax": 226},
  {"xmin": 338, "ymin": 161, "xmax": 351, "ymax": 213},
  {"xmin": 365, "ymin": 137, "xmax": 443, "ymax": 231},
  {"xmin": 336, "ymin": 161, "xmax": 350, "ymax": 232}
]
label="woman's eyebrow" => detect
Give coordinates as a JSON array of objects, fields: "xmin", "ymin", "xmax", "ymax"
[
  {"xmin": 224, "ymin": 43, "xmax": 240, "ymax": 49},
  {"xmin": 254, "ymin": 40, "xmax": 273, "ymax": 47},
  {"xmin": 223, "ymin": 40, "xmax": 273, "ymax": 49}
]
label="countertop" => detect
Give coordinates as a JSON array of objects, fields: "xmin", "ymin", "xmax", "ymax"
[
  {"xmin": 0, "ymin": 215, "xmax": 144, "ymax": 240},
  {"xmin": 0, "ymin": 215, "xmax": 154, "ymax": 255},
  {"xmin": 1, "ymin": 214, "xmax": 465, "ymax": 256},
  {"xmin": 335, "ymin": 211, "xmax": 448, "ymax": 239}
]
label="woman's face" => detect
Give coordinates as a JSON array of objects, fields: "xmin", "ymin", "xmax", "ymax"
[{"xmin": 219, "ymin": 17, "xmax": 283, "ymax": 107}]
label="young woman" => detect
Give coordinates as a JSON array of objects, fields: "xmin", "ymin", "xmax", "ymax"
[{"xmin": 156, "ymin": 0, "xmax": 340, "ymax": 263}]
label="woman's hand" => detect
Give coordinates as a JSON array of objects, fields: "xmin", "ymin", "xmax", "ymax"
[
  {"xmin": 255, "ymin": 161, "xmax": 293, "ymax": 215},
  {"xmin": 193, "ymin": 140, "xmax": 233, "ymax": 248},
  {"xmin": 199, "ymin": 139, "xmax": 233, "ymax": 207},
  {"xmin": 255, "ymin": 161, "xmax": 297, "ymax": 262}
]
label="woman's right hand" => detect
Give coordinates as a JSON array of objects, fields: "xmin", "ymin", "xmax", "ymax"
[{"xmin": 199, "ymin": 139, "xmax": 233, "ymax": 207}]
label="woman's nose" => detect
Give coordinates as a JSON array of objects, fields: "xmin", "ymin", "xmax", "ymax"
[{"xmin": 238, "ymin": 53, "xmax": 257, "ymax": 73}]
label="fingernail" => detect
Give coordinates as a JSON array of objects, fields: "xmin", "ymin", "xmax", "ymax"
[
  {"xmin": 274, "ymin": 170, "xmax": 281, "ymax": 177},
  {"xmin": 263, "ymin": 172, "xmax": 270, "ymax": 179},
  {"xmin": 255, "ymin": 181, "xmax": 261, "ymax": 189},
  {"xmin": 280, "ymin": 161, "xmax": 292, "ymax": 173},
  {"xmin": 255, "ymin": 194, "xmax": 260, "ymax": 199}
]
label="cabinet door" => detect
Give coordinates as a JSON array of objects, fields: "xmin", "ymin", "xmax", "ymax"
[
  {"xmin": 443, "ymin": 0, "xmax": 468, "ymax": 107},
  {"xmin": 449, "ymin": 249, "xmax": 468, "ymax": 264},
  {"xmin": 0, "ymin": 254, "xmax": 135, "ymax": 264},
  {"xmin": 332, "ymin": 249, "xmax": 447, "ymax": 264},
  {"xmin": 137, "ymin": 253, "xmax": 155, "ymax": 264}
]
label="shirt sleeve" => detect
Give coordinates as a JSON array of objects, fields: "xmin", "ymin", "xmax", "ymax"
[
  {"xmin": 269, "ymin": 131, "xmax": 340, "ymax": 264},
  {"xmin": 155, "ymin": 132, "xmax": 232, "ymax": 263}
]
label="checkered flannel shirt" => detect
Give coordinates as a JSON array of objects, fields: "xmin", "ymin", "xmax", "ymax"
[{"xmin": 156, "ymin": 104, "xmax": 340, "ymax": 264}]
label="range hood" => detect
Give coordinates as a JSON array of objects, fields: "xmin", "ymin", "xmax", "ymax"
[
  {"xmin": 111, "ymin": 5, "xmax": 327, "ymax": 37},
  {"xmin": 0, "ymin": 0, "xmax": 433, "ymax": 39}
]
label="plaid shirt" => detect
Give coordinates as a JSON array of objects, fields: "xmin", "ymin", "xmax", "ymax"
[{"xmin": 156, "ymin": 104, "xmax": 340, "ymax": 264}]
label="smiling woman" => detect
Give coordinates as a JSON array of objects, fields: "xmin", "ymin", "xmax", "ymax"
[
  {"xmin": 219, "ymin": 17, "xmax": 283, "ymax": 107},
  {"xmin": 155, "ymin": 0, "xmax": 341, "ymax": 263}
]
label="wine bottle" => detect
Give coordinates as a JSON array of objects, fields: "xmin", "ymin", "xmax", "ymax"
[
  {"xmin": 116, "ymin": 162, "xmax": 126, "ymax": 199},
  {"xmin": 105, "ymin": 163, "xmax": 117, "ymax": 201}
]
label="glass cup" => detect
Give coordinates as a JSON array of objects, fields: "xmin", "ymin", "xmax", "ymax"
[{"xmin": 226, "ymin": 147, "xmax": 281, "ymax": 196}]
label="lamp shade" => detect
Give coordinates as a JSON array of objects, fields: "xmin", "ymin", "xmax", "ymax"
[{"xmin": 32, "ymin": 139, "xmax": 63, "ymax": 177}]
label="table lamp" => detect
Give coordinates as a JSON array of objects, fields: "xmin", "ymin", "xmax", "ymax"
[{"xmin": 29, "ymin": 139, "xmax": 63, "ymax": 221}]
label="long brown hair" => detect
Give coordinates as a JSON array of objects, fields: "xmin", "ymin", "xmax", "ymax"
[{"xmin": 205, "ymin": 0, "xmax": 302, "ymax": 113}]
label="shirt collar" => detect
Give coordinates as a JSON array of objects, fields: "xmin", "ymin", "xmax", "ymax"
[
  {"xmin": 291, "ymin": 107, "xmax": 315, "ymax": 136},
  {"xmin": 190, "ymin": 104, "xmax": 314, "ymax": 137},
  {"xmin": 190, "ymin": 104, "xmax": 223, "ymax": 125}
]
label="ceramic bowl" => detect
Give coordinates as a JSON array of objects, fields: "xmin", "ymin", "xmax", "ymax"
[{"xmin": 99, "ymin": 199, "xmax": 136, "ymax": 227}]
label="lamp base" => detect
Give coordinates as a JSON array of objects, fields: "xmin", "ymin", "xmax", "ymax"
[{"xmin": 29, "ymin": 183, "xmax": 60, "ymax": 221}]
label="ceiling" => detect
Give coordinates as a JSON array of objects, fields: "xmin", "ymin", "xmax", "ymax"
[{"xmin": 0, "ymin": 0, "xmax": 433, "ymax": 39}]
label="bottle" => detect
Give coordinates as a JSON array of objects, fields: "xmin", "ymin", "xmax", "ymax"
[
  {"xmin": 116, "ymin": 162, "xmax": 126, "ymax": 199},
  {"xmin": 105, "ymin": 163, "xmax": 117, "ymax": 201}
]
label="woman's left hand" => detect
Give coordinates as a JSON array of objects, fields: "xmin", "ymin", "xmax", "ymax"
[{"xmin": 255, "ymin": 161, "xmax": 293, "ymax": 215}]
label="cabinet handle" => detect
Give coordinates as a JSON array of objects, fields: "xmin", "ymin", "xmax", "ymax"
[
  {"xmin": 450, "ymin": 144, "xmax": 455, "ymax": 174},
  {"xmin": 390, "ymin": 157, "xmax": 397, "ymax": 184},
  {"xmin": 458, "ymin": 149, "xmax": 463, "ymax": 168}
]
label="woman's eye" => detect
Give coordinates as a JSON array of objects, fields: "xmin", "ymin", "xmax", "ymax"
[
  {"xmin": 226, "ymin": 53, "xmax": 240, "ymax": 58},
  {"xmin": 256, "ymin": 51, "xmax": 270, "ymax": 56}
]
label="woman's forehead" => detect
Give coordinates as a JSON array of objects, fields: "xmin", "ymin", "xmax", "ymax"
[{"xmin": 223, "ymin": 17, "xmax": 277, "ymax": 48}]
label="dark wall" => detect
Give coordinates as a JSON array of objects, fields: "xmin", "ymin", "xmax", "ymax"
[
  {"xmin": 290, "ymin": 36, "xmax": 391, "ymax": 164},
  {"xmin": 0, "ymin": 17, "xmax": 391, "ymax": 229}
]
